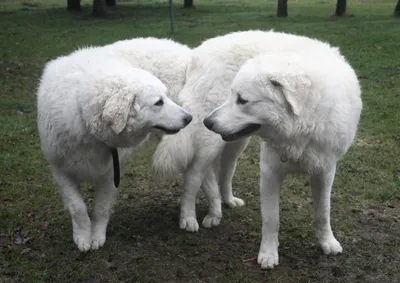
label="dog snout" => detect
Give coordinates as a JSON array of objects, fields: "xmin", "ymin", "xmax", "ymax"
[
  {"xmin": 203, "ymin": 117, "xmax": 214, "ymax": 130},
  {"xmin": 183, "ymin": 114, "xmax": 193, "ymax": 126}
]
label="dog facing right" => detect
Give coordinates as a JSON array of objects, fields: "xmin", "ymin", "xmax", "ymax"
[{"xmin": 204, "ymin": 47, "xmax": 362, "ymax": 268}]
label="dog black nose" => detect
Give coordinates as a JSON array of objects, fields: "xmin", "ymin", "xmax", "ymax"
[
  {"xmin": 184, "ymin": 115, "xmax": 193, "ymax": 126},
  {"xmin": 203, "ymin": 117, "xmax": 214, "ymax": 130}
]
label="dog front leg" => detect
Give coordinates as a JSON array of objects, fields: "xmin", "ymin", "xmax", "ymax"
[
  {"xmin": 257, "ymin": 142, "xmax": 285, "ymax": 269},
  {"xmin": 91, "ymin": 177, "xmax": 117, "ymax": 250},
  {"xmin": 52, "ymin": 168, "xmax": 91, "ymax": 252},
  {"xmin": 310, "ymin": 162, "xmax": 343, "ymax": 255}
]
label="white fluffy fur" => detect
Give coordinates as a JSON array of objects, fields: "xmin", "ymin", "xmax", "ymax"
[
  {"xmin": 152, "ymin": 30, "xmax": 345, "ymax": 233},
  {"xmin": 204, "ymin": 46, "xmax": 362, "ymax": 268},
  {"xmin": 37, "ymin": 37, "xmax": 192, "ymax": 251},
  {"xmin": 82, "ymin": 37, "xmax": 192, "ymax": 101}
]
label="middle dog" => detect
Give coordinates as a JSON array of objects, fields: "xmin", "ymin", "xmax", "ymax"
[{"xmin": 152, "ymin": 30, "xmax": 340, "ymax": 232}]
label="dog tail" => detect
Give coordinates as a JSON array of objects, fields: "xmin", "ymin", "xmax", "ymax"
[{"xmin": 152, "ymin": 129, "xmax": 194, "ymax": 181}]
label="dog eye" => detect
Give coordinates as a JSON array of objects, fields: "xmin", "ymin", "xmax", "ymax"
[
  {"xmin": 236, "ymin": 94, "xmax": 248, "ymax": 105},
  {"xmin": 154, "ymin": 99, "xmax": 164, "ymax": 106}
]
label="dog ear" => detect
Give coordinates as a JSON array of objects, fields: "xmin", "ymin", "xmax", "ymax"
[
  {"xmin": 269, "ymin": 74, "xmax": 311, "ymax": 116},
  {"xmin": 102, "ymin": 89, "xmax": 135, "ymax": 134}
]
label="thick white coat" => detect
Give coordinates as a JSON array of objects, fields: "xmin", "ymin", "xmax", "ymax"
[
  {"xmin": 152, "ymin": 30, "xmax": 344, "ymax": 233},
  {"xmin": 37, "ymin": 37, "xmax": 192, "ymax": 251},
  {"xmin": 204, "ymin": 46, "xmax": 362, "ymax": 268}
]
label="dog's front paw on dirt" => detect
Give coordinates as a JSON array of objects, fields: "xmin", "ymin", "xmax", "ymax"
[
  {"xmin": 91, "ymin": 233, "xmax": 106, "ymax": 250},
  {"xmin": 257, "ymin": 250, "xmax": 279, "ymax": 269},
  {"xmin": 224, "ymin": 197, "xmax": 245, "ymax": 208},
  {"xmin": 73, "ymin": 231, "xmax": 92, "ymax": 252},
  {"xmin": 202, "ymin": 214, "xmax": 221, "ymax": 228},
  {"xmin": 320, "ymin": 237, "xmax": 343, "ymax": 255},
  {"xmin": 180, "ymin": 217, "xmax": 199, "ymax": 232}
]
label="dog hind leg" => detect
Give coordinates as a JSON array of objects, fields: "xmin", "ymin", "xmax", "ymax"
[
  {"xmin": 201, "ymin": 169, "xmax": 222, "ymax": 228},
  {"xmin": 91, "ymin": 177, "xmax": 117, "ymax": 250},
  {"xmin": 219, "ymin": 137, "xmax": 251, "ymax": 208},
  {"xmin": 179, "ymin": 162, "xmax": 207, "ymax": 232}
]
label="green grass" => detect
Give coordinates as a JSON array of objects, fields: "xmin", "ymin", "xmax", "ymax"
[{"xmin": 1, "ymin": 0, "xmax": 400, "ymax": 282}]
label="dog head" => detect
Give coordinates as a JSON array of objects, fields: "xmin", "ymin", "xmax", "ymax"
[
  {"xmin": 95, "ymin": 66, "xmax": 192, "ymax": 147},
  {"xmin": 203, "ymin": 53, "xmax": 311, "ymax": 142}
]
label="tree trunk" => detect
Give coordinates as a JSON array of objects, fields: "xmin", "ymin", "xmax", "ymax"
[
  {"xmin": 169, "ymin": 0, "xmax": 174, "ymax": 34},
  {"xmin": 277, "ymin": 0, "xmax": 288, "ymax": 17},
  {"xmin": 183, "ymin": 0, "xmax": 194, "ymax": 8},
  {"xmin": 106, "ymin": 0, "xmax": 116, "ymax": 7},
  {"xmin": 92, "ymin": 0, "xmax": 108, "ymax": 16},
  {"xmin": 395, "ymin": 0, "xmax": 400, "ymax": 16},
  {"xmin": 335, "ymin": 0, "xmax": 346, "ymax": 16},
  {"xmin": 67, "ymin": 0, "xmax": 81, "ymax": 11}
]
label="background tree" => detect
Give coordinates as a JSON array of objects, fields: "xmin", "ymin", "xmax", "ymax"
[
  {"xmin": 395, "ymin": 0, "xmax": 400, "ymax": 16},
  {"xmin": 335, "ymin": 0, "xmax": 346, "ymax": 16},
  {"xmin": 67, "ymin": 0, "xmax": 81, "ymax": 11},
  {"xmin": 169, "ymin": 0, "xmax": 175, "ymax": 34},
  {"xmin": 184, "ymin": 0, "xmax": 194, "ymax": 8},
  {"xmin": 93, "ymin": 0, "xmax": 107, "ymax": 16},
  {"xmin": 106, "ymin": 0, "xmax": 116, "ymax": 7},
  {"xmin": 277, "ymin": 0, "xmax": 288, "ymax": 17}
]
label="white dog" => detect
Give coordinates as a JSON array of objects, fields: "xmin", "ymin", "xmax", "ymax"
[
  {"xmin": 152, "ymin": 30, "xmax": 341, "ymax": 232},
  {"xmin": 203, "ymin": 47, "xmax": 362, "ymax": 268},
  {"xmin": 37, "ymin": 40, "xmax": 192, "ymax": 251},
  {"xmin": 101, "ymin": 38, "xmax": 192, "ymax": 100}
]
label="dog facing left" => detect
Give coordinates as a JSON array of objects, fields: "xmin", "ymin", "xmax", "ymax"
[{"xmin": 37, "ymin": 50, "xmax": 192, "ymax": 251}]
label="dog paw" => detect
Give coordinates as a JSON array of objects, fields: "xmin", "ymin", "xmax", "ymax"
[
  {"xmin": 91, "ymin": 233, "xmax": 106, "ymax": 250},
  {"xmin": 202, "ymin": 214, "xmax": 221, "ymax": 228},
  {"xmin": 180, "ymin": 217, "xmax": 199, "ymax": 232},
  {"xmin": 224, "ymin": 197, "xmax": 245, "ymax": 208},
  {"xmin": 73, "ymin": 231, "xmax": 91, "ymax": 252},
  {"xmin": 257, "ymin": 250, "xmax": 279, "ymax": 269},
  {"xmin": 320, "ymin": 237, "xmax": 343, "ymax": 255}
]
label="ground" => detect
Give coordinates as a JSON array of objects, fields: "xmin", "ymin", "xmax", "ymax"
[{"xmin": 0, "ymin": 0, "xmax": 399, "ymax": 282}]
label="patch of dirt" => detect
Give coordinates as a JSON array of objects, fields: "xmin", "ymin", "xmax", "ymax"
[
  {"xmin": 354, "ymin": 138, "xmax": 384, "ymax": 147},
  {"xmin": 2, "ymin": 189, "xmax": 399, "ymax": 283}
]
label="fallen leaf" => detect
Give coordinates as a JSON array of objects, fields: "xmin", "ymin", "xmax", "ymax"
[
  {"xmin": 21, "ymin": 248, "xmax": 31, "ymax": 255},
  {"xmin": 27, "ymin": 210, "xmax": 36, "ymax": 219},
  {"xmin": 0, "ymin": 197, "xmax": 12, "ymax": 204},
  {"xmin": 351, "ymin": 208, "xmax": 362, "ymax": 213},
  {"xmin": 242, "ymin": 257, "xmax": 257, "ymax": 263},
  {"xmin": 12, "ymin": 229, "xmax": 32, "ymax": 245},
  {"xmin": 13, "ymin": 235, "xmax": 23, "ymax": 245}
]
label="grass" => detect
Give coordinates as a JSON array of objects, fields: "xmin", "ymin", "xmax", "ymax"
[{"xmin": 1, "ymin": 0, "xmax": 400, "ymax": 282}]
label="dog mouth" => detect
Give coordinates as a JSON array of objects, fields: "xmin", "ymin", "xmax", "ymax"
[
  {"xmin": 221, "ymin": 123, "xmax": 261, "ymax": 142},
  {"xmin": 153, "ymin": 125, "xmax": 181, "ymax": 135}
]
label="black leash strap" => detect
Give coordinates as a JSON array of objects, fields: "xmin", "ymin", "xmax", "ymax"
[{"xmin": 111, "ymin": 148, "xmax": 120, "ymax": 188}]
